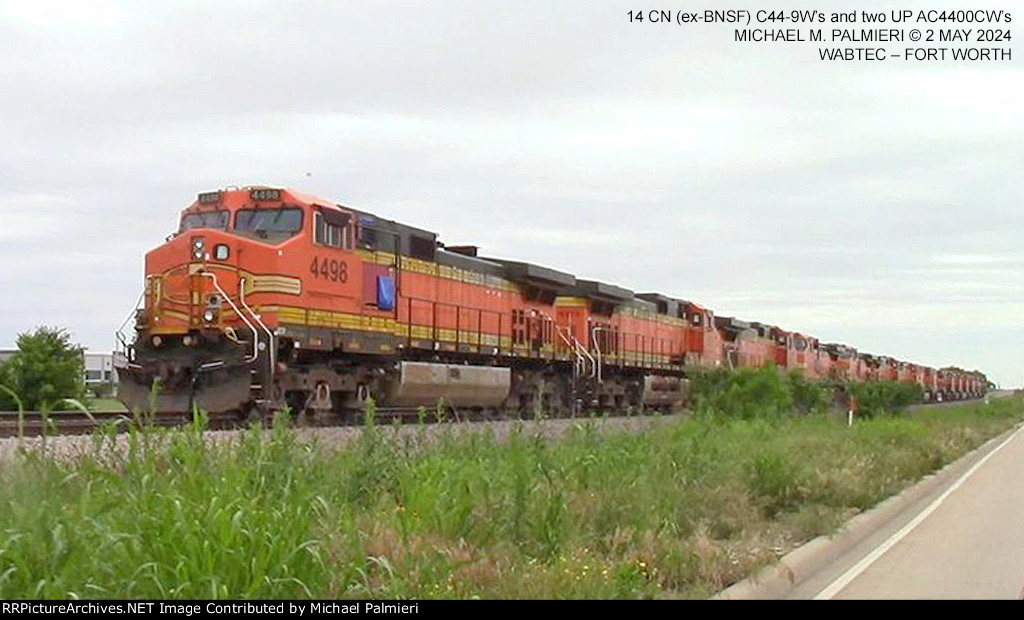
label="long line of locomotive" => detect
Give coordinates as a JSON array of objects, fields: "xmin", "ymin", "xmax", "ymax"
[{"xmin": 115, "ymin": 186, "xmax": 988, "ymax": 418}]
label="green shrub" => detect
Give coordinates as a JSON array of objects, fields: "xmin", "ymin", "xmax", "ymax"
[
  {"xmin": 745, "ymin": 448, "xmax": 803, "ymax": 517},
  {"xmin": 849, "ymin": 380, "xmax": 924, "ymax": 418},
  {"xmin": 689, "ymin": 365, "xmax": 793, "ymax": 419},
  {"xmin": 90, "ymin": 381, "xmax": 113, "ymax": 399},
  {"xmin": 787, "ymin": 371, "xmax": 832, "ymax": 415},
  {"xmin": 690, "ymin": 365, "xmax": 924, "ymax": 420},
  {"xmin": 1, "ymin": 327, "xmax": 85, "ymax": 411}
]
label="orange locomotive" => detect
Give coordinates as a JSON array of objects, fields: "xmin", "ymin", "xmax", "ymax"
[
  {"xmin": 117, "ymin": 186, "xmax": 691, "ymax": 416},
  {"xmin": 116, "ymin": 186, "xmax": 987, "ymax": 416}
]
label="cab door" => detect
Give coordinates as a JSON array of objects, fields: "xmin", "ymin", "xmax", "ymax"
[{"xmin": 308, "ymin": 207, "xmax": 359, "ymax": 303}]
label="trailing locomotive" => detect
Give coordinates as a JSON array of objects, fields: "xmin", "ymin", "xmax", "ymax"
[{"xmin": 115, "ymin": 186, "xmax": 987, "ymax": 418}]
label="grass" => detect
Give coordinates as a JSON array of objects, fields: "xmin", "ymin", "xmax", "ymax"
[
  {"xmin": 84, "ymin": 397, "xmax": 128, "ymax": 412},
  {"xmin": 0, "ymin": 396, "xmax": 1021, "ymax": 599}
]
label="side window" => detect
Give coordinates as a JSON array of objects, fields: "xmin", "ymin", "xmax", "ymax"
[
  {"xmin": 360, "ymin": 227, "xmax": 377, "ymax": 250},
  {"xmin": 409, "ymin": 235, "xmax": 435, "ymax": 261},
  {"xmin": 315, "ymin": 212, "xmax": 326, "ymax": 244},
  {"xmin": 342, "ymin": 223, "xmax": 353, "ymax": 249},
  {"xmin": 314, "ymin": 210, "xmax": 352, "ymax": 250}
]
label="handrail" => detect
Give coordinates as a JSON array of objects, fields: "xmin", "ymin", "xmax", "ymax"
[
  {"xmin": 577, "ymin": 337, "xmax": 596, "ymax": 378},
  {"xmin": 200, "ymin": 272, "xmax": 259, "ymax": 363},
  {"xmin": 240, "ymin": 277, "xmax": 275, "ymax": 380},
  {"xmin": 555, "ymin": 327, "xmax": 580, "ymax": 374},
  {"xmin": 406, "ymin": 296, "xmax": 413, "ymax": 348},
  {"xmin": 114, "ymin": 284, "xmax": 148, "ymax": 367},
  {"xmin": 556, "ymin": 325, "xmax": 595, "ymax": 378},
  {"xmin": 534, "ymin": 312, "xmax": 557, "ymax": 361},
  {"xmin": 591, "ymin": 326, "xmax": 606, "ymax": 383},
  {"xmin": 404, "ymin": 295, "xmax": 506, "ymax": 353}
]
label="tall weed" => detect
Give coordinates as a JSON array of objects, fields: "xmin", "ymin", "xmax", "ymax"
[{"xmin": 0, "ymin": 395, "xmax": 1019, "ymax": 599}]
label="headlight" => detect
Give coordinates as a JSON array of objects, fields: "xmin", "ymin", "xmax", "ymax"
[{"xmin": 203, "ymin": 309, "xmax": 216, "ymax": 323}]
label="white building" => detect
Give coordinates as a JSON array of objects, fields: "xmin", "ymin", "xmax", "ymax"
[
  {"xmin": 0, "ymin": 348, "xmax": 118, "ymax": 394},
  {"xmin": 84, "ymin": 352, "xmax": 118, "ymax": 393}
]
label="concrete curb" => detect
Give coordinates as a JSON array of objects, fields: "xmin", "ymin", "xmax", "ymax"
[{"xmin": 714, "ymin": 421, "xmax": 1024, "ymax": 600}]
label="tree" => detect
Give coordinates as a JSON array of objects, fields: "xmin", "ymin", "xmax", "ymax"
[
  {"xmin": 90, "ymin": 381, "xmax": 113, "ymax": 399},
  {"xmin": 0, "ymin": 327, "xmax": 85, "ymax": 411},
  {"xmin": 0, "ymin": 359, "xmax": 15, "ymax": 410}
]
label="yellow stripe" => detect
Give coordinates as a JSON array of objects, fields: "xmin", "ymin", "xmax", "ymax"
[
  {"xmin": 161, "ymin": 309, "xmax": 189, "ymax": 321},
  {"xmin": 247, "ymin": 274, "xmax": 302, "ymax": 295},
  {"xmin": 374, "ymin": 251, "xmax": 396, "ymax": 264},
  {"xmin": 264, "ymin": 304, "xmax": 531, "ymax": 346},
  {"xmin": 403, "ymin": 257, "xmax": 438, "ymax": 276},
  {"xmin": 555, "ymin": 297, "xmax": 587, "ymax": 307}
]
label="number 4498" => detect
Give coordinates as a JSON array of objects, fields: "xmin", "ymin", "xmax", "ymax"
[{"xmin": 310, "ymin": 256, "xmax": 348, "ymax": 282}]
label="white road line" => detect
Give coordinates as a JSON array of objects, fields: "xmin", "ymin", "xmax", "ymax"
[{"xmin": 814, "ymin": 423, "xmax": 1024, "ymax": 600}]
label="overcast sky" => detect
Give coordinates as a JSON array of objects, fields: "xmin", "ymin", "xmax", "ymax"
[{"xmin": 1, "ymin": 0, "xmax": 1020, "ymax": 386}]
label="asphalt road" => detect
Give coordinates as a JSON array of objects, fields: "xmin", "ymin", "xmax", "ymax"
[{"xmin": 788, "ymin": 407, "xmax": 1024, "ymax": 600}]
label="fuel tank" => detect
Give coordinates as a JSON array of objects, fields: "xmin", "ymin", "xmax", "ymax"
[
  {"xmin": 384, "ymin": 361, "xmax": 511, "ymax": 408},
  {"xmin": 642, "ymin": 374, "xmax": 689, "ymax": 407}
]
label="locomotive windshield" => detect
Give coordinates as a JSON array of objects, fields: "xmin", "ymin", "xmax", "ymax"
[
  {"xmin": 235, "ymin": 207, "xmax": 304, "ymax": 240},
  {"xmin": 179, "ymin": 210, "xmax": 229, "ymax": 232}
]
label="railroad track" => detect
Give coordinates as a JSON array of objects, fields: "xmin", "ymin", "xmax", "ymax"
[
  {"xmin": 0, "ymin": 410, "xmax": 241, "ymax": 438},
  {"xmin": 0, "ymin": 406, "xmax": 576, "ymax": 438},
  {"xmin": 0, "ymin": 394, "xmax": 998, "ymax": 439}
]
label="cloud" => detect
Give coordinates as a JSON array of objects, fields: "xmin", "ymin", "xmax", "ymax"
[{"xmin": 0, "ymin": 0, "xmax": 1020, "ymax": 386}]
